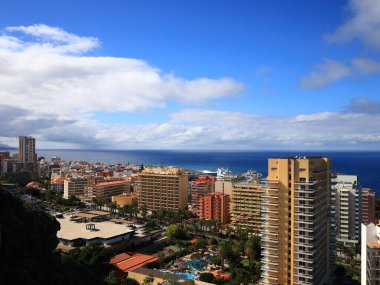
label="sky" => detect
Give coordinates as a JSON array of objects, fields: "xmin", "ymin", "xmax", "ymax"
[{"xmin": 0, "ymin": 0, "xmax": 380, "ymax": 150}]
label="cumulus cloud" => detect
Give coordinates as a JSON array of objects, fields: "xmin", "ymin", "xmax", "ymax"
[
  {"xmin": 2, "ymin": 104, "xmax": 380, "ymax": 150},
  {"xmin": 1, "ymin": 24, "xmax": 379, "ymax": 150},
  {"xmin": 0, "ymin": 24, "xmax": 243, "ymax": 114},
  {"xmin": 299, "ymin": 60, "xmax": 351, "ymax": 89},
  {"xmin": 325, "ymin": 0, "xmax": 380, "ymax": 49}
]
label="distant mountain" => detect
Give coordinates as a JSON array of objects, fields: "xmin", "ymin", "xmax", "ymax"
[{"xmin": 0, "ymin": 144, "xmax": 16, "ymax": 150}]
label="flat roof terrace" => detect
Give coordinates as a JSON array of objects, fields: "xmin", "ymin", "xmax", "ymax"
[{"xmin": 57, "ymin": 215, "xmax": 134, "ymax": 241}]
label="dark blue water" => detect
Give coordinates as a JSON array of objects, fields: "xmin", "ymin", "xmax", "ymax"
[{"xmin": 34, "ymin": 149, "xmax": 380, "ymax": 194}]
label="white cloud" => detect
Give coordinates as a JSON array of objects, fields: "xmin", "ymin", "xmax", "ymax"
[
  {"xmin": 299, "ymin": 57, "xmax": 380, "ymax": 88},
  {"xmin": 325, "ymin": 0, "xmax": 380, "ymax": 49},
  {"xmin": 352, "ymin": 57, "xmax": 380, "ymax": 75},
  {"xmin": 299, "ymin": 60, "xmax": 351, "ymax": 89},
  {"xmin": 1, "ymin": 24, "xmax": 379, "ymax": 150},
  {"xmin": 2, "ymin": 105, "xmax": 380, "ymax": 150},
  {"xmin": 0, "ymin": 24, "xmax": 243, "ymax": 115}
]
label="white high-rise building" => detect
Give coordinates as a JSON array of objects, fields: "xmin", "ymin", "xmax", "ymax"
[
  {"xmin": 331, "ymin": 174, "xmax": 362, "ymax": 246},
  {"xmin": 361, "ymin": 223, "xmax": 380, "ymax": 285}
]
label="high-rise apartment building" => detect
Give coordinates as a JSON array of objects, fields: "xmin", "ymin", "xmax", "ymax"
[
  {"xmin": 230, "ymin": 181, "xmax": 264, "ymax": 232},
  {"xmin": 361, "ymin": 222, "xmax": 380, "ymax": 285},
  {"xmin": 362, "ymin": 188, "xmax": 376, "ymax": 224},
  {"xmin": 191, "ymin": 175, "xmax": 215, "ymax": 214},
  {"xmin": 18, "ymin": 136, "xmax": 36, "ymax": 163},
  {"xmin": 137, "ymin": 166, "xmax": 188, "ymax": 212},
  {"xmin": 331, "ymin": 174, "xmax": 362, "ymax": 246},
  {"xmin": 197, "ymin": 192, "xmax": 230, "ymax": 224},
  {"xmin": 261, "ymin": 157, "xmax": 332, "ymax": 285}
]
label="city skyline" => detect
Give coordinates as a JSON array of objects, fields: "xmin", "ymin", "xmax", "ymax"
[{"xmin": 1, "ymin": 0, "xmax": 380, "ymax": 150}]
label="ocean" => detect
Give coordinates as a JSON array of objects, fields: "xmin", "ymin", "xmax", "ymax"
[{"xmin": 31, "ymin": 149, "xmax": 380, "ymax": 194}]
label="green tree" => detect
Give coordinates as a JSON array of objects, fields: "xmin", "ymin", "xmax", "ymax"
[
  {"xmin": 165, "ymin": 224, "xmax": 187, "ymax": 242},
  {"xmin": 199, "ymin": 272, "xmax": 215, "ymax": 283},
  {"xmin": 164, "ymin": 273, "xmax": 179, "ymax": 285},
  {"xmin": 143, "ymin": 275, "xmax": 154, "ymax": 285},
  {"xmin": 140, "ymin": 204, "xmax": 148, "ymax": 221},
  {"xmin": 217, "ymin": 240, "xmax": 231, "ymax": 272},
  {"xmin": 105, "ymin": 270, "xmax": 118, "ymax": 285}
]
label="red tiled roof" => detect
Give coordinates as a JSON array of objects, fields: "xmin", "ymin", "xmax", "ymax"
[
  {"xmin": 212, "ymin": 272, "xmax": 230, "ymax": 279},
  {"xmin": 111, "ymin": 252, "xmax": 157, "ymax": 272},
  {"xmin": 110, "ymin": 253, "xmax": 131, "ymax": 264}
]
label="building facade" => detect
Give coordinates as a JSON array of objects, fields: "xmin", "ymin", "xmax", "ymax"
[
  {"xmin": 331, "ymin": 174, "xmax": 362, "ymax": 246},
  {"xmin": 18, "ymin": 136, "xmax": 36, "ymax": 163},
  {"xmin": 361, "ymin": 222, "xmax": 380, "ymax": 285},
  {"xmin": 197, "ymin": 192, "xmax": 230, "ymax": 224},
  {"xmin": 51, "ymin": 177, "xmax": 64, "ymax": 192},
  {"xmin": 85, "ymin": 180, "xmax": 129, "ymax": 201},
  {"xmin": 363, "ymin": 188, "xmax": 377, "ymax": 225},
  {"xmin": 112, "ymin": 192, "xmax": 138, "ymax": 207},
  {"xmin": 63, "ymin": 176, "xmax": 94, "ymax": 199},
  {"xmin": 261, "ymin": 157, "xmax": 332, "ymax": 285},
  {"xmin": 190, "ymin": 175, "xmax": 215, "ymax": 213},
  {"xmin": 230, "ymin": 182, "xmax": 264, "ymax": 232},
  {"xmin": 137, "ymin": 166, "xmax": 188, "ymax": 212}
]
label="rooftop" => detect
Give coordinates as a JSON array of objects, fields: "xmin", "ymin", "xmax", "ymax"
[
  {"xmin": 111, "ymin": 252, "xmax": 157, "ymax": 272},
  {"xmin": 142, "ymin": 166, "xmax": 183, "ymax": 175},
  {"xmin": 57, "ymin": 215, "xmax": 134, "ymax": 241},
  {"xmin": 94, "ymin": 180, "xmax": 127, "ymax": 187}
]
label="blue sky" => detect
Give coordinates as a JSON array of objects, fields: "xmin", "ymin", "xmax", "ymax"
[{"xmin": 0, "ymin": 0, "xmax": 380, "ymax": 149}]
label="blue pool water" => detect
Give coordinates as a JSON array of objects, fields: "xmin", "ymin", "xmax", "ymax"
[
  {"xmin": 184, "ymin": 260, "xmax": 205, "ymax": 270},
  {"xmin": 176, "ymin": 272, "xmax": 195, "ymax": 280}
]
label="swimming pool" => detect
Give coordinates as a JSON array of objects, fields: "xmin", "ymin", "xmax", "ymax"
[
  {"xmin": 175, "ymin": 272, "xmax": 195, "ymax": 280},
  {"xmin": 184, "ymin": 260, "xmax": 205, "ymax": 271}
]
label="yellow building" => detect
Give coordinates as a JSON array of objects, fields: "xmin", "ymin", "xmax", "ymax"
[
  {"xmin": 261, "ymin": 157, "xmax": 332, "ymax": 285},
  {"xmin": 137, "ymin": 166, "xmax": 188, "ymax": 212},
  {"xmin": 230, "ymin": 182, "xmax": 265, "ymax": 232},
  {"xmin": 85, "ymin": 180, "xmax": 130, "ymax": 201},
  {"xmin": 112, "ymin": 192, "xmax": 138, "ymax": 207},
  {"xmin": 63, "ymin": 176, "xmax": 94, "ymax": 199}
]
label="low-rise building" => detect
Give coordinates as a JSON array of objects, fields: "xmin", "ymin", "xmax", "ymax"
[
  {"xmin": 51, "ymin": 177, "xmax": 64, "ymax": 192},
  {"xmin": 57, "ymin": 214, "xmax": 134, "ymax": 247},
  {"xmin": 84, "ymin": 180, "xmax": 129, "ymax": 201},
  {"xmin": 112, "ymin": 192, "xmax": 138, "ymax": 207}
]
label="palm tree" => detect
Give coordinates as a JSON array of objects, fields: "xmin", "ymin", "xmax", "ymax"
[
  {"xmin": 231, "ymin": 241, "xmax": 242, "ymax": 265},
  {"xmin": 218, "ymin": 240, "xmax": 230, "ymax": 272},
  {"xmin": 245, "ymin": 240, "xmax": 254, "ymax": 269},
  {"xmin": 140, "ymin": 204, "xmax": 148, "ymax": 221},
  {"xmin": 108, "ymin": 201, "xmax": 117, "ymax": 214}
]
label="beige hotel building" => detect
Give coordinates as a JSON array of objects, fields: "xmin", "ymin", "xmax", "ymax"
[
  {"xmin": 137, "ymin": 166, "xmax": 188, "ymax": 212},
  {"xmin": 261, "ymin": 157, "xmax": 332, "ymax": 285}
]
